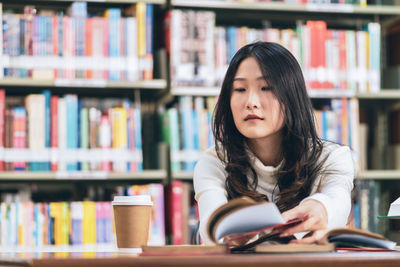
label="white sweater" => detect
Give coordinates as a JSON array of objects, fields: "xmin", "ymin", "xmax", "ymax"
[{"xmin": 193, "ymin": 142, "xmax": 355, "ymax": 244}]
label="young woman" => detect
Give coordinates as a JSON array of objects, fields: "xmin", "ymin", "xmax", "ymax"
[{"xmin": 193, "ymin": 42, "xmax": 355, "ymax": 245}]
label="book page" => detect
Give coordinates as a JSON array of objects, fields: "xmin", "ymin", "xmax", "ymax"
[
  {"xmin": 329, "ymin": 234, "xmax": 396, "ymax": 249},
  {"xmin": 214, "ymin": 202, "xmax": 284, "ymax": 241}
]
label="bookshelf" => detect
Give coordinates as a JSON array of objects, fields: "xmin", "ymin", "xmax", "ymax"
[
  {"xmin": 0, "ymin": 0, "xmax": 172, "ymax": 249},
  {"xmin": 2, "ymin": 0, "xmax": 400, "ymax": 250},
  {"xmin": 171, "ymin": 0, "xmax": 400, "ymax": 15},
  {"xmin": 160, "ymin": 0, "xmax": 400, "ymax": 244}
]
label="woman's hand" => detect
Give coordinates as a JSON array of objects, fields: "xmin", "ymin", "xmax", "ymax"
[{"xmin": 280, "ymin": 199, "xmax": 329, "ymax": 244}]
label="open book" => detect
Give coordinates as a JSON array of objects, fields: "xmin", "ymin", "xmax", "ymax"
[
  {"xmin": 142, "ymin": 197, "xmax": 396, "ymax": 255},
  {"xmin": 207, "ymin": 196, "xmax": 396, "ymax": 252}
]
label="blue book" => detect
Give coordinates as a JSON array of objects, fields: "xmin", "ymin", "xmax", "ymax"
[
  {"xmin": 133, "ymin": 107, "xmax": 142, "ymax": 171},
  {"xmin": 106, "ymin": 8, "xmax": 121, "ymax": 81},
  {"xmin": 179, "ymin": 96, "xmax": 195, "ymax": 171},
  {"xmin": 145, "ymin": 4, "xmax": 153, "ymax": 55},
  {"xmin": 33, "ymin": 203, "xmax": 39, "ymax": 246},
  {"xmin": 42, "ymin": 90, "xmax": 51, "ymax": 171},
  {"xmin": 19, "ymin": 18, "xmax": 27, "ymax": 77},
  {"xmin": 66, "ymin": 95, "xmax": 78, "ymax": 171},
  {"xmin": 227, "ymin": 26, "xmax": 237, "ymax": 62}
]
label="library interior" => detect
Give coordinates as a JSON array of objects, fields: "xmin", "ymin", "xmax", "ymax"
[{"xmin": 2, "ymin": 0, "xmax": 400, "ymax": 265}]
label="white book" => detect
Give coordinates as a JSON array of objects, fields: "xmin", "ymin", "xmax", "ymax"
[
  {"xmin": 126, "ymin": 17, "xmax": 139, "ymax": 82},
  {"xmin": 368, "ymin": 22, "xmax": 381, "ymax": 93},
  {"xmin": 388, "ymin": 197, "xmax": 400, "ymax": 217},
  {"xmin": 26, "ymin": 95, "xmax": 45, "ymax": 151},
  {"xmin": 346, "ymin": 31, "xmax": 357, "ymax": 92}
]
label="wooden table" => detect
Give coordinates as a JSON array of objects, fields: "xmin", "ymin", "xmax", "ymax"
[{"xmin": 11, "ymin": 251, "xmax": 400, "ymax": 267}]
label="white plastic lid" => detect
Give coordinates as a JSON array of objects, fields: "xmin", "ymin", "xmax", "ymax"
[{"xmin": 112, "ymin": 195, "xmax": 153, "ymax": 206}]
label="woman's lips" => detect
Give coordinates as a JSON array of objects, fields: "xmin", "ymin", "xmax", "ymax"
[{"xmin": 245, "ymin": 114, "xmax": 263, "ymax": 121}]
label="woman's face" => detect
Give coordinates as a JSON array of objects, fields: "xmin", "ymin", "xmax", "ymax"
[{"xmin": 230, "ymin": 57, "xmax": 284, "ymax": 141}]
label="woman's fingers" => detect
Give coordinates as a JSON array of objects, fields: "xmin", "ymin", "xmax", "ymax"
[
  {"xmin": 280, "ymin": 216, "xmax": 320, "ymax": 237},
  {"xmin": 281, "ymin": 206, "xmax": 304, "ymax": 222}
]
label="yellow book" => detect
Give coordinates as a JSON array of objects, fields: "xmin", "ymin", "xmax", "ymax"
[
  {"xmin": 136, "ymin": 2, "xmax": 146, "ymax": 57},
  {"xmin": 82, "ymin": 201, "xmax": 96, "ymax": 245},
  {"xmin": 111, "ymin": 107, "xmax": 127, "ymax": 149},
  {"xmin": 60, "ymin": 202, "xmax": 70, "ymax": 245},
  {"xmin": 49, "ymin": 202, "xmax": 62, "ymax": 245}
]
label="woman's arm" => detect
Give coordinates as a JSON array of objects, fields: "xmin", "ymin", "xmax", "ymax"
[
  {"xmin": 193, "ymin": 150, "xmax": 228, "ymax": 244},
  {"xmin": 280, "ymin": 145, "xmax": 355, "ymax": 243}
]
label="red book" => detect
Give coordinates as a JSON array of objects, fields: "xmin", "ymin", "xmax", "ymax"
[
  {"xmin": 50, "ymin": 96, "xmax": 59, "ymax": 171},
  {"xmin": 166, "ymin": 180, "xmax": 183, "ymax": 245},
  {"xmin": 13, "ymin": 107, "xmax": 26, "ymax": 171},
  {"xmin": 0, "ymin": 89, "xmax": 5, "ymax": 171},
  {"xmin": 307, "ymin": 21, "xmax": 327, "ymax": 89},
  {"xmin": 338, "ymin": 30, "xmax": 348, "ymax": 90}
]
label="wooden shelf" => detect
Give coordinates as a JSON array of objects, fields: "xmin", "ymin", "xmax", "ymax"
[
  {"xmin": 0, "ymin": 170, "xmax": 167, "ymax": 181},
  {"xmin": 357, "ymin": 170, "xmax": 400, "ymax": 180},
  {"xmin": 308, "ymin": 90, "xmax": 355, "ymax": 98},
  {"xmin": 172, "ymin": 171, "xmax": 193, "ymax": 181},
  {"xmin": 171, "ymin": 0, "xmax": 400, "ymax": 15},
  {"xmin": 171, "ymin": 86, "xmax": 400, "ymax": 99},
  {"xmin": 357, "ymin": 90, "xmax": 400, "ymax": 99},
  {"xmin": 171, "ymin": 86, "xmax": 220, "ymax": 96},
  {"xmin": 0, "ymin": 78, "xmax": 167, "ymax": 90}
]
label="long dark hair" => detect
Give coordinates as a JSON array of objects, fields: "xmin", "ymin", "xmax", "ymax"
[{"xmin": 213, "ymin": 41, "xmax": 327, "ymax": 212}]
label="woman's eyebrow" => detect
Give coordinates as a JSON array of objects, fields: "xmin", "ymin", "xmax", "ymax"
[{"xmin": 233, "ymin": 76, "xmax": 264, "ymax": 81}]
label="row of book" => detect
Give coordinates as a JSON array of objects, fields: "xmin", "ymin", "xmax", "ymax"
[
  {"xmin": 160, "ymin": 96, "xmax": 216, "ymax": 172},
  {"xmin": 160, "ymin": 96, "xmax": 360, "ymax": 172},
  {"xmin": 0, "ymin": 182, "xmax": 196, "ymax": 248},
  {"xmin": 0, "ymin": 89, "xmax": 143, "ymax": 172},
  {"xmin": 314, "ymin": 98, "xmax": 360, "ymax": 155},
  {"xmin": 0, "ymin": 2, "xmax": 154, "ymax": 81},
  {"xmin": 168, "ymin": 9, "xmax": 381, "ymax": 93}
]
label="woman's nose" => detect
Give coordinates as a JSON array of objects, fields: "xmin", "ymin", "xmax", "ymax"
[{"xmin": 246, "ymin": 91, "xmax": 260, "ymax": 109}]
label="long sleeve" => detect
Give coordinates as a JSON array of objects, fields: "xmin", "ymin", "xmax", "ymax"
[
  {"xmin": 301, "ymin": 145, "xmax": 355, "ymax": 229},
  {"xmin": 193, "ymin": 149, "xmax": 228, "ymax": 244}
]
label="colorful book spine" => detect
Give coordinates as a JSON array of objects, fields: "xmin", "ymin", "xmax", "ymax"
[
  {"xmin": 65, "ymin": 95, "xmax": 78, "ymax": 171},
  {"xmin": 12, "ymin": 107, "xmax": 26, "ymax": 171},
  {"xmin": 42, "ymin": 90, "xmax": 51, "ymax": 171},
  {"xmin": 0, "ymin": 90, "xmax": 5, "ymax": 171},
  {"xmin": 105, "ymin": 8, "xmax": 121, "ymax": 81},
  {"xmin": 133, "ymin": 107, "xmax": 143, "ymax": 171}
]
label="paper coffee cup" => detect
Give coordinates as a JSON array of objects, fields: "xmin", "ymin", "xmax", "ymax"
[{"xmin": 112, "ymin": 195, "xmax": 153, "ymax": 249}]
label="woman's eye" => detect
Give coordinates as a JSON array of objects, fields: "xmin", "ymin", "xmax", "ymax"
[
  {"xmin": 262, "ymin": 86, "xmax": 272, "ymax": 91},
  {"xmin": 234, "ymin": 88, "xmax": 245, "ymax": 92}
]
